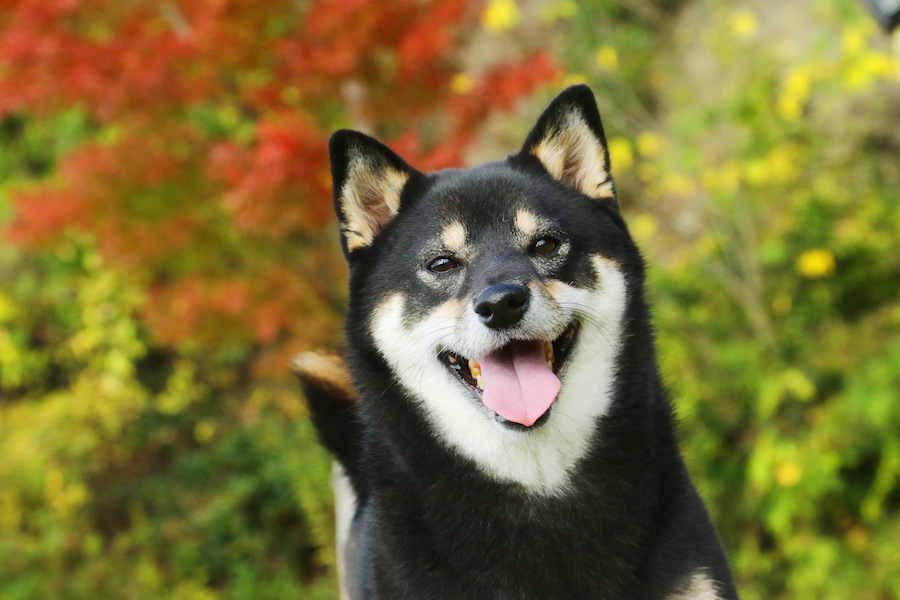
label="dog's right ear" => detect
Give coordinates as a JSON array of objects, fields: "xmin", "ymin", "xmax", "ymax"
[{"xmin": 329, "ymin": 130, "xmax": 419, "ymax": 255}]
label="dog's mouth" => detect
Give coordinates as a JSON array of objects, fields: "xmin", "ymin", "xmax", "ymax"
[{"xmin": 439, "ymin": 322, "xmax": 579, "ymax": 430}]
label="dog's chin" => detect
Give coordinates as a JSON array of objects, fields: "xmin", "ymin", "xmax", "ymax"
[
  {"xmin": 437, "ymin": 322, "xmax": 580, "ymax": 431},
  {"xmin": 494, "ymin": 409, "xmax": 553, "ymax": 432}
]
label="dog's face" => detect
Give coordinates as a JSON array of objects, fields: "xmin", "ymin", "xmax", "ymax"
[{"xmin": 330, "ymin": 86, "xmax": 642, "ymax": 494}]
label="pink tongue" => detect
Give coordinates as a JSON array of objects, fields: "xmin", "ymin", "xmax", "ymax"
[{"xmin": 479, "ymin": 341, "xmax": 561, "ymax": 427}]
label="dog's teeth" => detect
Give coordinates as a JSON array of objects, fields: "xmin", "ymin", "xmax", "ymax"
[
  {"xmin": 469, "ymin": 359, "xmax": 483, "ymax": 389},
  {"xmin": 544, "ymin": 341, "xmax": 554, "ymax": 369}
]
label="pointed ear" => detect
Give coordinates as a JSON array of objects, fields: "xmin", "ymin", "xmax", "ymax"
[
  {"xmin": 518, "ymin": 85, "xmax": 616, "ymax": 201},
  {"xmin": 329, "ymin": 130, "xmax": 419, "ymax": 254}
]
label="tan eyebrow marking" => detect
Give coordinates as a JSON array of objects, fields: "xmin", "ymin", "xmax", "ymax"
[
  {"xmin": 515, "ymin": 209, "xmax": 539, "ymax": 238},
  {"xmin": 440, "ymin": 220, "xmax": 467, "ymax": 254}
]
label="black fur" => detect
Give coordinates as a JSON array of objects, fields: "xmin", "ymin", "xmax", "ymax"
[
  {"xmin": 311, "ymin": 85, "xmax": 738, "ymax": 599},
  {"xmin": 295, "ymin": 375, "xmax": 366, "ymax": 496}
]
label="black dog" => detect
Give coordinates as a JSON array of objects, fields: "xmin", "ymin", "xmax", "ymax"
[{"xmin": 295, "ymin": 85, "xmax": 738, "ymax": 599}]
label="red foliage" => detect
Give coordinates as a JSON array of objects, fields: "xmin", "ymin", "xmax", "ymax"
[
  {"xmin": 208, "ymin": 114, "xmax": 332, "ymax": 236},
  {"xmin": 0, "ymin": 0, "xmax": 558, "ymax": 374}
]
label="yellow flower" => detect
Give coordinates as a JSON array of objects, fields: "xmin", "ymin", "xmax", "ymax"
[
  {"xmin": 661, "ymin": 172, "xmax": 694, "ymax": 197},
  {"xmin": 860, "ymin": 51, "xmax": 895, "ymax": 78},
  {"xmin": 775, "ymin": 461, "xmax": 802, "ymax": 487},
  {"xmin": 743, "ymin": 158, "xmax": 769, "ymax": 186},
  {"xmin": 636, "ymin": 131, "xmax": 664, "ymax": 158},
  {"xmin": 796, "ymin": 249, "xmax": 836, "ymax": 278},
  {"xmin": 784, "ymin": 70, "xmax": 810, "ymax": 99},
  {"xmin": 764, "ymin": 145, "xmax": 800, "ymax": 184},
  {"xmin": 729, "ymin": 10, "xmax": 758, "ymax": 41},
  {"xmin": 607, "ymin": 136, "xmax": 633, "ymax": 171},
  {"xmin": 450, "ymin": 72, "xmax": 475, "ymax": 94},
  {"xmin": 481, "ymin": 0, "xmax": 520, "ymax": 32},
  {"xmin": 629, "ymin": 214, "xmax": 657, "ymax": 242},
  {"xmin": 841, "ymin": 68, "xmax": 870, "ymax": 91},
  {"xmin": 777, "ymin": 69, "xmax": 810, "ymax": 120},
  {"xmin": 777, "ymin": 97, "xmax": 802, "ymax": 120},
  {"xmin": 594, "ymin": 46, "xmax": 618, "ymax": 72},
  {"xmin": 843, "ymin": 51, "xmax": 899, "ymax": 90},
  {"xmin": 841, "ymin": 29, "xmax": 865, "ymax": 57}
]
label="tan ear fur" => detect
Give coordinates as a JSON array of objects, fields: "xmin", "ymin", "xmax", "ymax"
[
  {"xmin": 338, "ymin": 153, "xmax": 410, "ymax": 252},
  {"xmin": 531, "ymin": 111, "xmax": 615, "ymax": 200}
]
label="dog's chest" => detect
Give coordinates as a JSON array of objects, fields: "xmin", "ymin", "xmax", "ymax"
[{"xmin": 362, "ymin": 483, "xmax": 645, "ymax": 599}]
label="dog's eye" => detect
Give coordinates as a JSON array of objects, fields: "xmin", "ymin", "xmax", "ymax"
[
  {"xmin": 530, "ymin": 236, "xmax": 560, "ymax": 256},
  {"xmin": 427, "ymin": 257, "xmax": 460, "ymax": 273}
]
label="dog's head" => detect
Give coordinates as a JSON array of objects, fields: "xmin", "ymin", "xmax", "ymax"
[{"xmin": 329, "ymin": 85, "xmax": 643, "ymax": 494}]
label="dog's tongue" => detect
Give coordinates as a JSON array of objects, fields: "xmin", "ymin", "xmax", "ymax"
[{"xmin": 479, "ymin": 341, "xmax": 561, "ymax": 427}]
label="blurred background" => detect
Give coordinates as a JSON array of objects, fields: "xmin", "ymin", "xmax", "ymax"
[{"xmin": 0, "ymin": 0, "xmax": 898, "ymax": 598}]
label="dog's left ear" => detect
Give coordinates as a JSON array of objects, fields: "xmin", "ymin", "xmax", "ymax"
[
  {"xmin": 517, "ymin": 85, "xmax": 616, "ymax": 201},
  {"xmin": 329, "ymin": 130, "xmax": 420, "ymax": 255}
]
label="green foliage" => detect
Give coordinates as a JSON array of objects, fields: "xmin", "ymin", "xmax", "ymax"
[
  {"xmin": 0, "ymin": 233, "xmax": 336, "ymax": 598},
  {"xmin": 0, "ymin": 117, "xmax": 337, "ymax": 597}
]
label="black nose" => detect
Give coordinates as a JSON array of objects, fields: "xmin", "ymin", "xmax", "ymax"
[{"xmin": 474, "ymin": 283, "xmax": 529, "ymax": 329}]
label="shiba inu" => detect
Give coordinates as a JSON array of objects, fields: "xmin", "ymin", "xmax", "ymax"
[{"xmin": 294, "ymin": 85, "xmax": 738, "ymax": 599}]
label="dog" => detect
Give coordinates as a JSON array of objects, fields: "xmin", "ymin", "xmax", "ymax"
[{"xmin": 294, "ymin": 85, "xmax": 738, "ymax": 599}]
